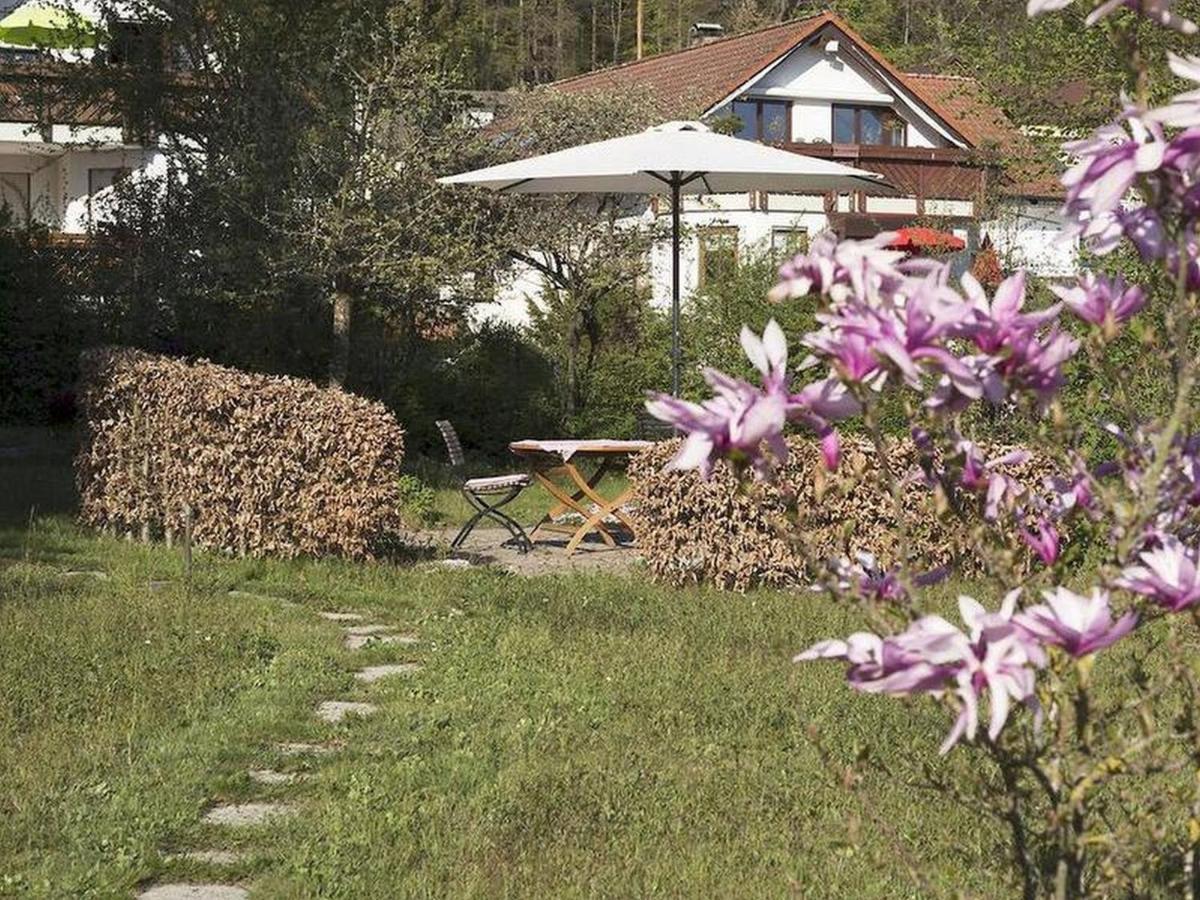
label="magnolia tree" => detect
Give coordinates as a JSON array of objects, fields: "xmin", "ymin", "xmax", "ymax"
[{"xmin": 649, "ymin": 3, "xmax": 1200, "ymax": 896}]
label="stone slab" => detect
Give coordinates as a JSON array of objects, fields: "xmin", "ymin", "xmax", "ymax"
[
  {"xmin": 354, "ymin": 663, "xmax": 423, "ymax": 683},
  {"xmin": 344, "ymin": 632, "xmax": 420, "ymax": 651},
  {"xmin": 164, "ymin": 850, "xmax": 248, "ymax": 866},
  {"xmin": 319, "ymin": 611, "xmax": 365, "ymax": 622},
  {"xmin": 273, "ymin": 741, "xmax": 338, "ymax": 757},
  {"xmin": 343, "ymin": 623, "xmax": 392, "ymax": 635},
  {"xmin": 315, "ymin": 701, "xmax": 378, "ymax": 724},
  {"xmin": 247, "ymin": 768, "xmax": 301, "ymax": 786},
  {"xmin": 202, "ymin": 802, "xmax": 298, "ymax": 827},
  {"xmin": 138, "ymin": 885, "xmax": 248, "ymax": 900}
]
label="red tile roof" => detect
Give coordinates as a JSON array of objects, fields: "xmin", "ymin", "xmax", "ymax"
[
  {"xmin": 907, "ymin": 73, "xmax": 1062, "ymax": 197},
  {"xmin": 549, "ymin": 11, "xmax": 1063, "ymax": 198},
  {"xmin": 552, "ymin": 15, "xmax": 831, "ymax": 113}
]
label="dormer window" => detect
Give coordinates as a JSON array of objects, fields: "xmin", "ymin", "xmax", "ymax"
[
  {"xmin": 832, "ymin": 104, "xmax": 907, "ymax": 147},
  {"xmin": 732, "ymin": 99, "xmax": 791, "ymax": 144}
]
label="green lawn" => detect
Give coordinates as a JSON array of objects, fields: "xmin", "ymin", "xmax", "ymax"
[
  {"xmin": 0, "ymin": 430, "xmax": 1034, "ymax": 896},
  {"xmin": 0, "ymin": 514, "xmax": 1019, "ymax": 898}
]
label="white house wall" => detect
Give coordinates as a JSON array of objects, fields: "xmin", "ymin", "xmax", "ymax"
[
  {"xmin": 982, "ymin": 201, "xmax": 1079, "ymax": 278},
  {"xmin": 712, "ymin": 42, "xmax": 949, "ymax": 149}
]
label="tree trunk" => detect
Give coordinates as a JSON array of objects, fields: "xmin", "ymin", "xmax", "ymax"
[
  {"xmin": 591, "ymin": 0, "xmax": 598, "ymax": 67},
  {"xmin": 329, "ymin": 288, "xmax": 353, "ymax": 388}
]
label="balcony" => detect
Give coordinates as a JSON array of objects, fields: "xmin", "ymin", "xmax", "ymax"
[{"xmin": 783, "ymin": 141, "xmax": 992, "ymax": 202}]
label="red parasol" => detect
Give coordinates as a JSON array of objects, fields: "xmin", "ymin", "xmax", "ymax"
[{"xmin": 886, "ymin": 226, "xmax": 966, "ymax": 252}]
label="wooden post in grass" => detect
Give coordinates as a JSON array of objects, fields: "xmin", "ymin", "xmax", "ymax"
[
  {"xmin": 182, "ymin": 504, "xmax": 194, "ymax": 580},
  {"xmin": 140, "ymin": 449, "xmax": 151, "ymax": 544}
]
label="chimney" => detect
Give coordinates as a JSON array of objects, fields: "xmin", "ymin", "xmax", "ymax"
[{"xmin": 689, "ymin": 22, "xmax": 724, "ymax": 47}]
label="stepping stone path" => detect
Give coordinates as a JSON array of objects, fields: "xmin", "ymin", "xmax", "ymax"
[
  {"xmin": 248, "ymin": 768, "xmax": 301, "ymax": 786},
  {"xmin": 202, "ymin": 802, "xmax": 298, "ymax": 827},
  {"xmin": 354, "ymin": 663, "xmax": 422, "ymax": 683},
  {"xmin": 165, "ymin": 849, "xmax": 248, "ymax": 866},
  {"xmin": 161, "ymin": 597, "xmax": 424, "ymax": 896},
  {"xmin": 315, "ymin": 701, "xmax": 378, "ymax": 724},
  {"xmin": 274, "ymin": 741, "xmax": 339, "ymax": 756},
  {"xmin": 344, "ymin": 631, "xmax": 420, "ymax": 651},
  {"xmin": 138, "ymin": 886, "xmax": 248, "ymax": 900},
  {"xmin": 319, "ymin": 611, "xmax": 365, "ymax": 622},
  {"xmin": 344, "ymin": 623, "xmax": 392, "ymax": 636}
]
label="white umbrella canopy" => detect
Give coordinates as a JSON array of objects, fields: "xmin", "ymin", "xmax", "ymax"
[
  {"xmin": 440, "ymin": 119, "xmax": 892, "ymax": 195},
  {"xmin": 440, "ymin": 120, "xmax": 896, "ymax": 394}
]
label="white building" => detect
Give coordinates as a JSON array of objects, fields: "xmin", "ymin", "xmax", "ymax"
[
  {"xmin": 0, "ymin": 0, "xmax": 166, "ymax": 235},
  {"xmin": 476, "ymin": 11, "xmax": 1076, "ymax": 327}
]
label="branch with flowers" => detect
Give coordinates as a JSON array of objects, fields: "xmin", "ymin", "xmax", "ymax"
[{"xmin": 647, "ymin": 1, "xmax": 1200, "ymax": 894}]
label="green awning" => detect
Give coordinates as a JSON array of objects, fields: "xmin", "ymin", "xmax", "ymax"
[{"xmin": 0, "ymin": 2, "xmax": 100, "ymax": 49}]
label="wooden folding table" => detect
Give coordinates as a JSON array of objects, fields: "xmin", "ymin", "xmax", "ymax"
[{"xmin": 509, "ymin": 439, "xmax": 652, "ymax": 555}]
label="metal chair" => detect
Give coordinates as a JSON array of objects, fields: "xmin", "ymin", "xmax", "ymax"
[{"xmin": 436, "ymin": 420, "xmax": 533, "ymax": 553}]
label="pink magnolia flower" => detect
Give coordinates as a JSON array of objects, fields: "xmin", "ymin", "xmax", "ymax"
[
  {"xmin": 1146, "ymin": 53, "xmax": 1200, "ymax": 128},
  {"xmin": 815, "ymin": 551, "xmax": 948, "ymax": 605},
  {"xmin": 962, "ymin": 271, "xmax": 1059, "ymax": 355},
  {"xmin": 943, "ymin": 593, "xmax": 1045, "ymax": 753},
  {"xmin": 1014, "ymin": 587, "xmax": 1138, "ymax": 657},
  {"xmin": 1050, "ymin": 273, "xmax": 1147, "ymax": 328},
  {"xmin": 647, "ymin": 321, "xmax": 860, "ymax": 479},
  {"xmin": 1061, "ymin": 114, "xmax": 1168, "ymax": 253},
  {"xmin": 797, "ymin": 592, "xmax": 1044, "ymax": 753},
  {"xmin": 1115, "ymin": 535, "xmax": 1200, "ymax": 611},
  {"xmin": 1003, "ymin": 326, "xmax": 1080, "ymax": 408},
  {"xmin": 1020, "ymin": 518, "xmax": 1061, "ymax": 566},
  {"xmin": 771, "ymin": 232, "xmax": 907, "ymax": 305}
]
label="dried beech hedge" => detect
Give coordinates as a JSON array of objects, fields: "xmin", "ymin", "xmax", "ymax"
[
  {"xmin": 628, "ymin": 436, "xmax": 1060, "ymax": 591},
  {"xmin": 76, "ymin": 347, "xmax": 407, "ymax": 559}
]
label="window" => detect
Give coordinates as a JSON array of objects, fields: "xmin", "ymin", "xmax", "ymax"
[
  {"xmin": 770, "ymin": 226, "xmax": 809, "ymax": 259},
  {"xmin": 831, "ymin": 105, "xmax": 907, "ymax": 146},
  {"xmin": 0, "ymin": 173, "xmax": 29, "ymax": 226},
  {"xmin": 732, "ymin": 99, "xmax": 791, "ymax": 143},
  {"xmin": 698, "ymin": 226, "xmax": 739, "ymax": 288}
]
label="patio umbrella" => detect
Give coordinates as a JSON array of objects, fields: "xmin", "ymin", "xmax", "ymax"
[
  {"xmin": 0, "ymin": 1, "xmax": 99, "ymax": 48},
  {"xmin": 439, "ymin": 120, "xmax": 895, "ymax": 395},
  {"xmin": 886, "ymin": 226, "xmax": 965, "ymax": 253}
]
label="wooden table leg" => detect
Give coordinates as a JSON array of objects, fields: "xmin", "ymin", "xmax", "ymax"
[
  {"xmin": 529, "ymin": 464, "xmax": 617, "ymax": 549},
  {"xmin": 565, "ymin": 484, "xmax": 636, "ymax": 554}
]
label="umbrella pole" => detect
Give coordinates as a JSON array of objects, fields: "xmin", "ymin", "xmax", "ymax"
[{"xmin": 671, "ymin": 177, "xmax": 681, "ymax": 397}]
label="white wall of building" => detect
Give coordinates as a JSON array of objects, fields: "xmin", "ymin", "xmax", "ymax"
[
  {"xmin": 982, "ymin": 200, "xmax": 1079, "ymax": 278},
  {"xmin": 711, "ymin": 42, "xmax": 950, "ymax": 150}
]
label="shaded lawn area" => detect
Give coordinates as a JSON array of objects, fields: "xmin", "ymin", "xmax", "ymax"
[{"xmin": 1, "ymin": 516, "xmax": 1018, "ymax": 899}]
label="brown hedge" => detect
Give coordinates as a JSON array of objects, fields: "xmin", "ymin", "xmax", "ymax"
[
  {"xmin": 76, "ymin": 347, "xmax": 407, "ymax": 560},
  {"xmin": 628, "ymin": 436, "xmax": 1060, "ymax": 592}
]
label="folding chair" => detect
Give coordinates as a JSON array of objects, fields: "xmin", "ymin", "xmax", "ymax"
[{"xmin": 436, "ymin": 420, "xmax": 533, "ymax": 553}]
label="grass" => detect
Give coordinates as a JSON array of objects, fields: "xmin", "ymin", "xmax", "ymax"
[
  {"xmin": 0, "ymin": 519, "xmax": 1016, "ymax": 898},
  {"xmin": 0, "ymin": 428, "xmax": 1133, "ymax": 897}
]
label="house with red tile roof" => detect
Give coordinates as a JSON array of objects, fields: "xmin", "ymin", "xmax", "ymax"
[{"xmin": 479, "ymin": 11, "xmax": 1077, "ymax": 326}]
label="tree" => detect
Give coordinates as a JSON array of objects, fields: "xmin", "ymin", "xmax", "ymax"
[
  {"xmin": 66, "ymin": 0, "xmax": 503, "ymax": 389},
  {"xmin": 469, "ymin": 85, "xmax": 695, "ymax": 417}
]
